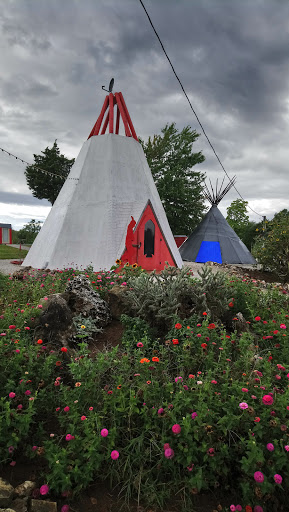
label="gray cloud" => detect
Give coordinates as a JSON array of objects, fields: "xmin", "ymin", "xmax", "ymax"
[{"xmin": 0, "ymin": 0, "xmax": 288, "ymax": 229}]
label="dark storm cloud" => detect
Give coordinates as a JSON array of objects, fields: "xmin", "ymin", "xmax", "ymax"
[
  {"xmin": 0, "ymin": 192, "xmax": 50, "ymax": 207},
  {"xmin": 0, "ymin": 0, "xmax": 288, "ymax": 227}
]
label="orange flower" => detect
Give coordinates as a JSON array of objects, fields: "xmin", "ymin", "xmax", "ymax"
[
  {"xmin": 75, "ymin": 382, "xmax": 82, "ymax": 387},
  {"xmin": 146, "ymin": 380, "xmax": 151, "ymax": 385},
  {"xmin": 152, "ymin": 357, "xmax": 159, "ymax": 362},
  {"xmin": 172, "ymin": 339, "xmax": 179, "ymax": 345},
  {"xmin": 37, "ymin": 339, "xmax": 43, "ymax": 344},
  {"xmin": 187, "ymin": 326, "xmax": 191, "ymax": 329},
  {"xmin": 117, "ymin": 385, "xmax": 122, "ymax": 389},
  {"xmin": 140, "ymin": 358, "xmax": 150, "ymax": 364}
]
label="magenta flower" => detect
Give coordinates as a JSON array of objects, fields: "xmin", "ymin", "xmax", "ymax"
[
  {"xmin": 274, "ymin": 473, "xmax": 282, "ymax": 484},
  {"xmin": 174, "ymin": 376, "xmax": 183, "ymax": 383},
  {"xmin": 32, "ymin": 446, "xmax": 38, "ymax": 451},
  {"xmin": 191, "ymin": 412, "xmax": 198, "ymax": 419},
  {"xmin": 64, "ymin": 406, "xmax": 70, "ymax": 412},
  {"xmin": 9, "ymin": 392, "xmax": 16, "ymax": 399},
  {"xmin": 230, "ymin": 506, "xmax": 236, "ymax": 512},
  {"xmin": 239, "ymin": 402, "xmax": 248, "ymax": 410},
  {"xmin": 172, "ymin": 424, "xmax": 181, "ymax": 434},
  {"xmin": 111, "ymin": 450, "xmax": 119, "ymax": 460},
  {"xmin": 157, "ymin": 408, "xmax": 164, "ymax": 415},
  {"xmin": 137, "ymin": 342, "xmax": 143, "ymax": 348},
  {"xmin": 61, "ymin": 506, "xmax": 70, "ymax": 512},
  {"xmin": 65, "ymin": 434, "xmax": 75, "ymax": 441},
  {"xmin": 164, "ymin": 447, "xmax": 174, "ymax": 459},
  {"xmin": 236, "ymin": 506, "xmax": 242, "ymax": 512},
  {"xmin": 242, "ymin": 388, "xmax": 248, "ymax": 392},
  {"xmin": 40, "ymin": 484, "xmax": 49, "ymax": 495},
  {"xmin": 254, "ymin": 507, "xmax": 263, "ymax": 512},
  {"xmin": 8, "ymin": 446, "xmax": 14, "ymax": 454},
  {"xmin": 81, "ymin": 415, "xmax": 87, "ymax": 421},
  {"xmin": 262, "ymin": 394, "xmax": 273, "ymax": 405},
  {"xmin": 25, "ymin": 390, "xmax": 31, "ymax": 396},
  {"xmin": 163, "ymin": 443, "xmax": 170, "ymax": 450},
  {"xmin": 266, "ymin": 443, "xmax": 274, "ymax": 452},
  {"xmin": 284, "ymin": 445, "xmax": 289, "ymax": 451},
  {"xmin": 100, "ymin": 428, "xmax": 108, "ymax": 437},
  {"xmin": 254, "ymin": 471, "xmax": 264, "ymax": 483},
  {"xmin": 280, "ymin": 324, "xmax": 287, "ymax": 329}
]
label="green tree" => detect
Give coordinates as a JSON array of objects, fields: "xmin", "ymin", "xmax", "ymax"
[
  {"xmin": 226, "ymin": 198, "xmax": 258, "ymax": 249},
  {"xmin": 140, "ymin": 123, "xmax": 206, "ymax": 234},
  {"xmin": 17, "ymin": 219, "xmax": 42, "ymax": 244},
  {"xmin": 25, "ymin": 141, "xmax": 75, "ymax": 204},
  {"xmin": 253, "ymin": 209, "xmax": 289, "ymax": 283}
]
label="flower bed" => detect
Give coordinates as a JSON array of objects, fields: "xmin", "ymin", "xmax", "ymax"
[{"xmin": 0, "ymin": 266, "xmax": 288, "ymax": 511}]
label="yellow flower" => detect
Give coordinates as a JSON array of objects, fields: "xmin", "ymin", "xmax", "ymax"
[
  {"xmin": 132, "ymin": 263, "xmax": 138, "ymax": 269},
  {"xmin": 115, "ymin": 259, "xmax": 122, "ymax": 265},
  {"xmin": 125, "ymin": 262, "xmax": 130, "ymax": 267},
  {"xmin": 256, "ymin": 228, "xmax": 259, "ymax": 232},
  {"xmin": 80, "ymin": 325, "xmax": 86, "ymax": 329}
]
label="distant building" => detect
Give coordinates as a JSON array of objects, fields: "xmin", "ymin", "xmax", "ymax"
[{"xmin": 0, "ymin": 223, "xmax": 12, "ymax": 244}]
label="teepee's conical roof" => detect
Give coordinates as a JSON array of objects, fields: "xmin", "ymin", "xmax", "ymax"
[
  {"xmin": 23, "ymin": 90, "xmax": 182, "ymax": 271},
  {"xmin": 180, "ymin": 177, "xmax": 256, "ymax": 265}
]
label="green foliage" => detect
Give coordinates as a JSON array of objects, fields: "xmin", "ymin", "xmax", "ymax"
[
  {"xmin": 253, "ymin": 209, "xmax": 289, "ymax": 283},
  {"xmin": 16, "ymin": 219, "xmax": 42, "ymax": 244},
  {"xmin": 25, "ymin": 141, "xmax": 75, "ymax": 205},
  {"xmin": 140, "ymin": 123, "xmax": 206, "ymax": 234},
  {"xmin": 0, "ymin": 246, "xmax": 28, "ymax": 259},
  {"xmin": 73, "ymin": 313, "xmax": 103, "ymax": 339}
]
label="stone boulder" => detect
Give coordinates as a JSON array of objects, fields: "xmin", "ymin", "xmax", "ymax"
[
  {"xmin": 65, "ymin": 274, "xmax": 110, "ymax": 327},
  {"xmin": 0, "ymin": 478, "xmax": 14, "ymax": 507},
  {"xmin": 36, "ymin": 294, "xmax": 74, "ymax": 345},
  {"xmin": 14, "ymin": 481, "xmax": 36, "ymax": 498},
  {"xmin": 106, "ymin": 285, "xmax": 128, "ymax": 320}
]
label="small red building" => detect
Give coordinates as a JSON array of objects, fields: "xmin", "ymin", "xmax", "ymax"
[
  {"xmin": 174, "ymin": 235, "xmax": 187, "ymax": 248},
  {"xmin": 0, "ymin": 224, "xmax": 12, "ymax": 244}
]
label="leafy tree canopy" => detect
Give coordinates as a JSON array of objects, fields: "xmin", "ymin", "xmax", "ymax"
[
  {"xmin": 226, "ymin": 198, "xmax": 259, "ymax": 249},
  {"xmin": 25, "ymin": 141, "xmax": 75, "ymax": 205},
  {"xmin": 16, "ymin": 219, "xmax": 42, "ymax": 244},
  {"xmin": 253, "ymin": 209, "xmax": 289, "ymax": 283},
  {"xmin": 140, "ymin": 123, "xmax": 206, "ymax": 234}
]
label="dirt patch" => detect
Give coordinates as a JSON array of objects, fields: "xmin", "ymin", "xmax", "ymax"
[{"xmin": 89, "ymin": 319, "xmax": 124, "ymax": 355}]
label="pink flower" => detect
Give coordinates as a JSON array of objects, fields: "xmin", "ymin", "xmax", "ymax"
[
  {"xmin": 230, "ymin": 506, "xmax": 236, "ymax": 512},
  {"xmin": 40, "ymin": 484, "xmax": 49, "ymax": 495},
  {"xmin": 9, "ymin": 392, "xmax": 15, "ymax": 399},
  {"xmin": 65, "ymin": 434, "xmax": 75, "ymax": 441},
  {"xmin": 242, "ymin": 388, "xmax": 248, "ymax": 392},
  {"xmin": 254, "ymin": 471, "xmax": 264, "ymax": 483},
  {"xmin": 81, "ymin": 416, "xmax": 87, "ymax": 421},
  {"xmin": 89, "ymin": 407, "xmax": 93, "ymax": 411},
  {"xmin": 101, "ymin": 428, "xmax": 108, "ymax": 437},
  {"xmin": 164, "ymin": 448, "xmax": 174, "ymax": 459},
  {"xmin": 211, "ymin": 380, "xmax": 217, "ymax": 384},
  {"xmin": 284, "ymin": 445, "xmax": 289, "ymax": 452},
  {"xmin": 239, "ymin": 402, "xmax": 248, "ymax": 410},
  {"xmin": 111, "ymin": 450, "xmax": 119, "ymax": 460},
  {"xmin": 191, "ymin": 412, "xmax": 198, "ymax": 419},
  {"xmin": 10, "ymin": 461, "xmax": 16, "ymax": 466},
  {"xmin": 137, "ymin": 342, "xmax": 143, "ymax": 348},
  {"xmin": 187, "ymin": 463, "xmax": 194, "ymax": 471},
  {"xmin": 207, "ymin": 447, "xmax": 215, "ymax": 457},
  {"xmin": 25, "ymin": 390, "xmax": 31, "ymax": 396},
  {"xmin": 17, "ymin": 404, "xmax": 23, "ymax": 410},
  {"xmin": 280, "ymin": 324, "xmax": 287, "ymax": 329},
  {"xmin": 266, "ymin": 443, "xmax": 274, "ymax": 452},
  {"xmin": 172, "ymin": 424, "xmax": 181, "ymax": 434},
  {"xmin": 64, "ymin": 406, "xmax": 70, "ymax": 412},
  {"xmin": 61, "ymin": 506, "xmax": 70, "ymax": 512},
  {"xmin": 163, "ymin": 443, "xmax": 170, "ymax": 450},
  {"xmin": 236, "ymin": 506, "xmax": 242, "ymax": 512},
  {"xmin": 32, "ymin": 446, "xmax": 38, "ymax": 451},
  {"xmin": 262, "ymin": 394, "xmax": 273, "ymax": 405},
  {"xmin": 254, "ymin": 316, "xmax": 261, "ymax": 321},
  {"xmin": 158, "ymin": 408, "xmax": 164, "ymax": 415},
  {"xmin": 254, "ymin": 507, "xmax": 263, "ymax": 512},
  {"xmin": 174, "ymin": 376, "xmax": 183, "ymax": 383},
  {"xmin": 274, "ymin": 473, "xmax": 282, "ymax": 484}
]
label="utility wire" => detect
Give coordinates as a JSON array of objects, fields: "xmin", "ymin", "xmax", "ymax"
[
  {"xmin": 0, "ymin": 146, "xmax": 78, "ymax": 181},
  {"xmin": 138, "ymin": 0, "xmax": 263, "ymax": 218}
]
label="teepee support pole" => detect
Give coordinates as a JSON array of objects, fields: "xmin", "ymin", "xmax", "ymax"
[
  {"xmin": 101, "ymin": 111, "xmax": 110, "ymax": 135},
  {"xmin": 109, "ymin": 93, "xmax": 114, "ymax": 134},
  {"xmin": 88, "ymin": 95, "xmax": 109, "ymax": 138},
  {"xmin": 115, "ymin": 106, "xmax": 120, "ymax": 134},
  {"xmin": 115, "ymin": 93, "xmax": 131, "ymax": 137},
  {"xmin": 118, "ymin": 92, "xmax": 138, "ymax": 141}
]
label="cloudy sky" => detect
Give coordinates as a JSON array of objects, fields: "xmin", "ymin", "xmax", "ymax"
[{"xmin": 0, "ymin": 0, "xmax": 289, "ymax": 230}]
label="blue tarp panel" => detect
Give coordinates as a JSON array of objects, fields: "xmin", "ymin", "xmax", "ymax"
[{"xmin": 195, "ymin": 241, "xmax": 222, "ymax": 263}]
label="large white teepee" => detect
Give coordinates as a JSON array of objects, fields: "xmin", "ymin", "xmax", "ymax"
[{"xmin": 23, "ymin": 90, "xmax": 182, "ymax": 271}]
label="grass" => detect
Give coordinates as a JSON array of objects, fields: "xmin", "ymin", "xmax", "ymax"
[{"xmin": 0, "ymin": 245, "xmax": 28, "ymax": 259}]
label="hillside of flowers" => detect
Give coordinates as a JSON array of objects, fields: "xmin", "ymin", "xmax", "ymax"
[{"xmin": 0, "ymin": 265, "xmax": 288, "ymax": 512}]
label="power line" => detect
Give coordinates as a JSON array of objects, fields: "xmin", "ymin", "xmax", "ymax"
[
  {"xmin": 138, "ymin": 0, "xmax": 263, "ymax": 218},
  {"xmin": 0, "ymin": 146, "xmax": 78, "ymax": 181}
]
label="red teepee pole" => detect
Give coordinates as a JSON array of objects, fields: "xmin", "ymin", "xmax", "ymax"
[
  {"xmin": 109, "ymin": 93, "xmax": 114, "ymax": 134},
  {"xmin": 115, "ymin": 92, "xmax": 131, "ymax": 137},
  {"xmin": 118, "ymin": 92, "xmax": 138, "ymax": 141},
  {"xmin": 88, "ymin": 95, "xmax": 109, "ymax": 139},
  {"xmin": 101, "ymin": 111, "xmax": 110, "ymax": 135},
  {"xmin": 115, "ymin": 106, "xmax": 120, "ymax": 134}
]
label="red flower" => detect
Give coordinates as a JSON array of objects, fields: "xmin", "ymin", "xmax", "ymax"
[
  {"xmin": 201, "ymin": 343, "xmax": 207, "ymax": 349},
  {"xmin": 208, "ymin": 323, "xmax": 216, "ymax": 330},
  {"xmin": 175, "ymin": 323, "xmax": 182, "ymax": 329},
  {"xmin": 202, "ymin": 312, "xmax": 207, "ymax": 316},
  {"xmin": 37, "ymin": 339, "xmax": 43, "ymax": 345},
  {"xmin": 172, "ymin": 339, "xmax": 179, "ymax": 345},
  {"xmin": 228, "ymin": 302, "xmax": 234, "ymax": 307},
  {"xmin": 254, "ymin": 316, "xmax": 261, "ymax": 321},
  {"xmin": 61, "ymin": 347, "xmax": 68, "ymax": 353}
]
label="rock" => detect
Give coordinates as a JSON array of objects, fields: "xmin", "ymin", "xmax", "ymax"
[
  {"xmin": 12, "ymin": 267, "xmax": 31, "ymax": 280},
  {"xmin": 36, "ymin": 293, "xmax": 74, "ymax": 344},
  {"xmin": 11, "ymin": 497, "xmax": 28, "ymax": 512},
  {"xmin": 106, "ymin": 285, "xmax": 128, "ymax": 319},
  {"xmin": 0, "ymin": 478, "xmax": 14, "ymax": 507},
  {"xmin": 30, "ymin": 500, "xmax": 57, "ymax": 512},
  {"xmin": 14, "ymin": 481, "xmax": 36, "ymax": 498},
  {"xmin": 0, "ymin": 508, "xmax": 17, "ymax": 512},
  {"xmin": 65, "ymin": 274, "xmax": 111, "ymax": 327}
]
